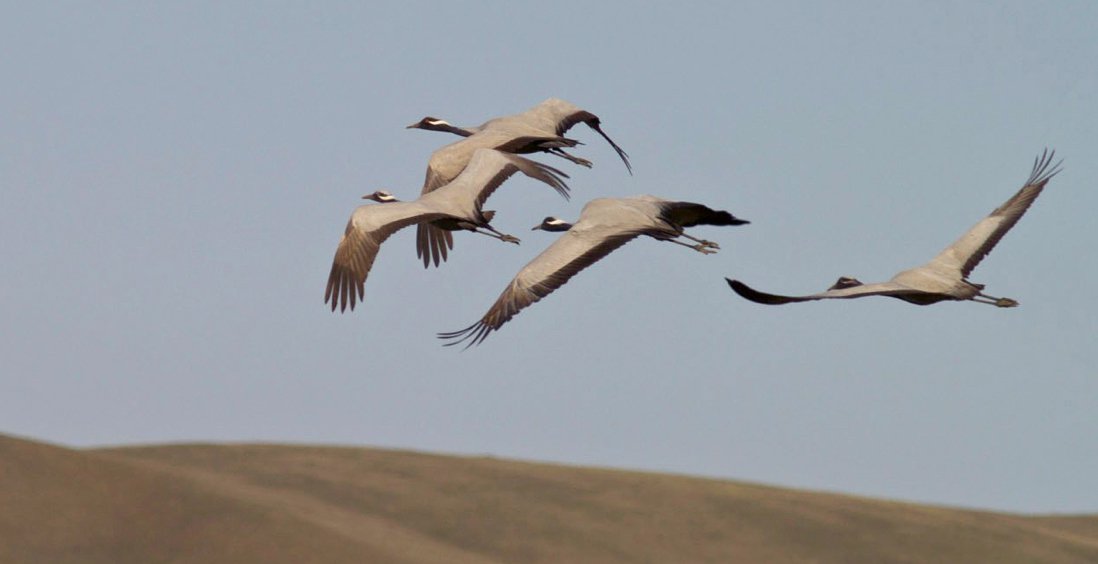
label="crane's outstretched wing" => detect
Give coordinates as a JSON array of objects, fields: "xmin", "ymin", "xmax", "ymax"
[
  {"xmin": 449, "ymin": 148, "xmax": 570, "ymax": 207},
  {"xmin": 414, "ymin": 149, "xmax": 570, "ymax": 269},
  {"xmin": 930, "ymin": 149, "xmax": 1060, "ymax": 278},
  {"xmin": 726, "ymin": 278, "xmax": 920, "ymax": 305},
  {"xmin": 439, "ymin": 225, "xmax": 640, "ymax": 348},
  {"xmin": 518, "ymin": 98, "xmax": 632, "ymax": 175},
  {"xmin": 658, "ymin": 200, "xmax": 750, "ymax": 227},
  {"xmin": 325, "ymin": 201, "xmax": 441, "ymax": 313},
  {"xmin": 419, "ymin": 130, "xmax": 575, "ymax": 194},
  {"xmin": 416, "ymin": 141, "xmax": 571, "ymax": 268}
]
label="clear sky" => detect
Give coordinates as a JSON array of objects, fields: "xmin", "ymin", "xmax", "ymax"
[{"xmin": 2, "ymin": 2, "xmax": 1095, "ymax": 514}]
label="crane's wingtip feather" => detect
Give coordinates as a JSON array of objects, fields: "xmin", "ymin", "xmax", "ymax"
[
  {"xmin": 1027, "ymin": 148, "xmax": 1063, "ymax": 186},
  {"xmin": 726, "ymin": 279, "xmax": 800, "ymax": 305},
  {"xmin": 438, "ymin": 322, "xmax": 492, "ymax": 349}
]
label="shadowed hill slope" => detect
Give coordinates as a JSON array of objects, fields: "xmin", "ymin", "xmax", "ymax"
[
  {"xmin": 2, "ymin": 434, "xmax": 1096, "ymax": 563},
  {"xmin": 0, "ymin": 435, "xmax": 485, "ymax": 564}
]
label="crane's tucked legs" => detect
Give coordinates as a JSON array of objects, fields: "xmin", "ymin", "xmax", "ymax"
[
  {"xmin": 661, "ymin": 237, "xmax": 717, "ymax": 255},
  {"xmin": 677, "ymin": 232, "xmax": 720, "ymax": 249},
  {"xmin": 547, "ymin": 148, "xmax": 593, "ymax": 168},
  {"xmin": 973, "ymin": 292, "xmax": 1019, "ymax": 307},
  {"xmin": 473, "ymin": 226, "xmax": 521, "ymax": 245}
]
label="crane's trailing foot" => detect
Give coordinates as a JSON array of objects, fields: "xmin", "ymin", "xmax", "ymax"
[
  {"xmin": 973, "ymin": 292, "xmax": 1019, "ymax": 307},
  {"xmin": 680, "ymin": 232, "xmax": 719, "ymax": 249},
  {"xmin": 693, "ymin": 244, "xmax": 717, "ymax": 255},
  {"xmin": 476, "ymin": 224, "xmax": 521, "ymax": 245},
  {"xmin": 549, "ymin": 148, "xmax": 594, "ymax": 168}
]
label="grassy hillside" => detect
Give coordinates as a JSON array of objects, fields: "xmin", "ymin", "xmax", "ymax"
[{"xmin": 2, "ymin": 433, "xmax": 1095, "ymax": 563}]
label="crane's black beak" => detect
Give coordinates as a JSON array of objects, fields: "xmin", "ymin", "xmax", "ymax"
[{"xmin": 531, "ymin": 224, "xmax": 543, "ymax": 231}]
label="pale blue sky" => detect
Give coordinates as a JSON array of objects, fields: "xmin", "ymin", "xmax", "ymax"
[{"xmin": 2, "ymin": 2, "xmax": 1096, "ymax": 513}]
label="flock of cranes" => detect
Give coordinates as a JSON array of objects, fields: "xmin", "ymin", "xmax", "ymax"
[{"xmin": 325, "ymin": 98, "xmax": 1060, "ymax": 348}]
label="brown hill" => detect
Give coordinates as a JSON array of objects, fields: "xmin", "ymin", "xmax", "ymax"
[{"xmin": 1, "ymin": 433, "xmax": 1095, "ymax": 563}]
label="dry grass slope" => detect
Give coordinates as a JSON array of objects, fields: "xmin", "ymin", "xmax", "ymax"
[{"xmin": 2, "ymin": 433, "xmax": 1095, "ymax": 563}]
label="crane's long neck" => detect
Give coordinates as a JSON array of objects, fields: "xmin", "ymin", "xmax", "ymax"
[
  {"xmin": 448, "ymin": 125, "xmax": 475, "ymax": 137},
  {"xmin": 429, "ymin": 121, "xmax": 475, "ymax": 137}
]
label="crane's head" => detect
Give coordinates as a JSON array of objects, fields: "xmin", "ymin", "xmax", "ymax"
[
  {"xmin": 362, "ymin": 190, "xmax": 398, "ymax": 203},
  {"xmin": 406, "ymin": 116, "xmax": 451, "ymax": 131},
  {"xmin": 532, "ymin": 217, "xmax": 573, "ymax": 232},
  {"xmin": 829, "ymin": 276, "xmax": 863, "ymax": 290}
]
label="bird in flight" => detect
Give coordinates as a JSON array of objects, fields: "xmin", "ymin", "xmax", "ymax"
[
  {"xmin": 440, "ymin": 195, "xmax": 748, "ymax": 348},
  {"xmin": 325, "ymin": 149, "xmax": 569, "ymax": 312},
  {"xmin": 408, "ymin": 98, "xmax": 631, "ymax": 268},
  {"xmin": 727, "ymin": 149, "xmax": 1061, "ymax": 308}
]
